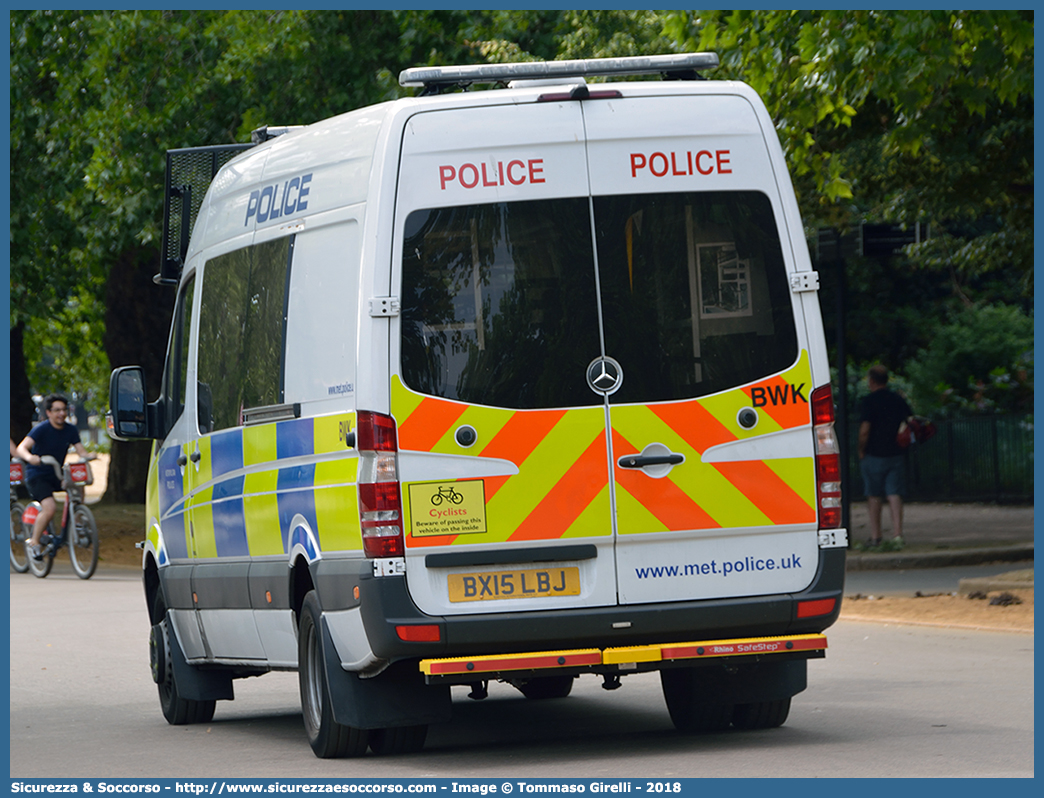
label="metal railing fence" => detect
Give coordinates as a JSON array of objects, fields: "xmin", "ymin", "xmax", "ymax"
[{"xmin": 846, "ymin": 415, "xmax": 1033, "ymax": 503}]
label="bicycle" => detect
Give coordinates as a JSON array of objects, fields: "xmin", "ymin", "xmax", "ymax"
[
  {"xmin": 23, "ymin": 455, "xmax": 100, "ymax": 579},
  {"xmin": 10, "ymin": 458, "xmax": 30, "ymax": 573},
  {"xmin": 430, "ymin": 485, "xmax": 464, "ymax": 506}
]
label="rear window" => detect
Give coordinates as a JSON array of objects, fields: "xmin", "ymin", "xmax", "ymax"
[
  {"xmin": 593, "ymin": 191, "xmax": 797, "ymax": 404},
  {"xmin": 400, "ymin": 191, "xmax": 797, "ymax": 409},
  {"xmin": 400, "ymin": 199, "xmax": 602, "ymax": 409}
]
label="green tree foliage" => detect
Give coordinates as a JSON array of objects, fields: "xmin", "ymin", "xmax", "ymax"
[
  {"xmin": 663, "ymin": 10, "xmax": 1032, "ymax": 411},
  {"xmin": 904, "ymin": 304, "xmax": 1033, "ymax": 418}
]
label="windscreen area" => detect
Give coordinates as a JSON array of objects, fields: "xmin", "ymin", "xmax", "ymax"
[
  {"xmin": 401, "ymin": 199, "xmax": 602, "ymax": 409},
  {"xmin": 400, "ymin": 191, "xmax": 797, "ymax": 410}
]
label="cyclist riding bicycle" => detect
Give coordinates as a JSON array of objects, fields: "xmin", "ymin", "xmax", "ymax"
[{"xmin": 15, "ymin": 394, "xmax": 95, "ymax": 561}]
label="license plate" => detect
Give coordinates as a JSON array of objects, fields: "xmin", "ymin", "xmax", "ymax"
[{"xmin": 448, "ymin": 567, "xmax": 581, "ymax": 603}]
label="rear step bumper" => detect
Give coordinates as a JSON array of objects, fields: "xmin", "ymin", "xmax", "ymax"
[{"xmin": 420, "ymin": 633, "xmax": 827, "ymax": 684}]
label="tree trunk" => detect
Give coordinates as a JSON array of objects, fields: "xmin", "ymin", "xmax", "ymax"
[
  {"xmin": 101, "ymin": 245, "xmax": 175, "ymax": 504},
  {"xmin": 9, "ymin": 321, "xmax": 37, "ymax": 444}
]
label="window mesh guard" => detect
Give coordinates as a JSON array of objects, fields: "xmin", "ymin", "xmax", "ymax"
[{"xmin": 158, "ymin": 144, "xmax": 254, "ymax": 285}]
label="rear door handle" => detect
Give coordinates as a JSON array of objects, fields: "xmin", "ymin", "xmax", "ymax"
[
  {"xmin": 618, "ymin": 454, "xmax": 684, "ymax": 469},
  {"xmin": 190, "ymin": 450, "xmax": 201, "ymax": 463}
]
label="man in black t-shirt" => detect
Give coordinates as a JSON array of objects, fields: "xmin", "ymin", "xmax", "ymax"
[
  {"xmin": 857, "ymin": 365, "xmax": 913, "ymax": 546},
  {"xmin": 15, "ymin": 393, "xmax": 95, "ymax": 560}
]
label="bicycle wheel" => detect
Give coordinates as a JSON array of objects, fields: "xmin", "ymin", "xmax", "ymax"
[
  {"xmin": 69, "ymin": 504, "xmax": 100, "ymax": 579},
  {"xmin": 27, "ymin": 522, "xmax": 55, "ymax": 578},
  {"xmin": 10, "ymin": 501, "xmax": 29, "ymax": 573}
]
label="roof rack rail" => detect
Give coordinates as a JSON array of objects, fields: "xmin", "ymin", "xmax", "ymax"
[
  {"xmin": 399, "ymin": 53, "xmax": 719, "ymax": 96},
  {"xmin": 251, "ymin": 125, "xmax": 306, "ymax": 144}
]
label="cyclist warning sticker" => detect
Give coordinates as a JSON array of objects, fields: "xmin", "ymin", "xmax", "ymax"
[{"xmin": 407, "ymin": 480, "xmax": 487, "ymax": 537}]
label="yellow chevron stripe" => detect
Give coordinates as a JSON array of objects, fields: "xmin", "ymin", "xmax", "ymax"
[
  {"xmin": 392, "ymin": 376, "xmax": 427, "ymax": 424},
  {"xmin": 562, "ymin": 483, "xmax": 613, "ymax": 539},
  {"xmin": 764, "ymin": 457, "xmax": 816, "ymax": 509},
  {"xmin": 611, "ymin": 404, "xmax": 770, "ymax": 529},
  {"xmin": 612, "ymin": 484, "xmax": 668, "ymax": 534},
  {"xmin": 483, "ymin": 409, "xmax": 606, "ymax": 542},
  {"xmin": 430, "ymin": 404, "xmax": 515, "ymax": 454}
]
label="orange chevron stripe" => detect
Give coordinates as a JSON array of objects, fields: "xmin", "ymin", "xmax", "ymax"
[
  {"xmin": 612, "ymin": 430, "xmax": 720, "ymax": 531},
  {"xmin": 507, "ymin": 429, "xmax": 609, "ymax": 541},
  {"xmin": 712, "ymin": 460, "xmax": 815, "ymax": 524},
  {"xmin": 398, "ymin": 397, "xmax": 468, "ymax": 451},
  {"xmin": 743, "ymin": 377, "xmax": 811, "ymax": 430},
  {"xmin": 649, "ymin": 400, "xmax": 735, "ymax": 454},
  {"xmin": 479, "ymin": 410, "xmax": 567, "ymax": 500}
]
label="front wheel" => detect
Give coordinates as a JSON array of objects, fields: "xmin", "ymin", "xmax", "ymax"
[
  {"xmin": 10, "ymin": 501, "xmax": 29, "ymax": 573},
  {"xmin": 152, "ymin": 603, "xmax": 216, "ymax": 725},
  {"xmin": 298, "ymin": 591, "xmax": 369, "ymax": 758},
  {"xmin": 27, "ymin": 521, "xmax": 56, "ymax": 579},
  {"xmin": 69, "ymin": 504, "xmax": 99, "ymax": 579}
]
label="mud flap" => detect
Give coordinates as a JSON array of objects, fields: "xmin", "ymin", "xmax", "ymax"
[
  {"xmin": 320, "ymin": 616, "xmax": 450, "ymax": 729},
  {"xmin": 167, "ymin": 613, "xmax": 235, "ymax": 702}
]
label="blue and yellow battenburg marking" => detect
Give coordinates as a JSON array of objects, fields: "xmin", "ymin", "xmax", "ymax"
[{"xmin": 148, "ymin": 413, "xmax": 360, "ymax": 562}]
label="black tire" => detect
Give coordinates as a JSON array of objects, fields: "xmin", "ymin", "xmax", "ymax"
[
  {"xmin": 516, "ymin": 675, "xmax": 574, "ymax": 700},
  {"xmin": 153, "ymin": 596, "xmax": 216, "ymax": 725},
  {"xmin": 732, "ymin": 698, "xmax": 791, "ymax": 730},
  {"xmin": 10, "ymin": 501, "xmax": 29, "ymax": 573},
  {"xmin": 298, "ymin": 591, "xmax": 369, "ymax": 758},
  {"xmin": 69, "ymin": 504, "xmax": 100, "ymax": 579},
  {"xmin": 660, "ymin": 668, "xmax": 734, "ymax": 733},
  {"xmin": 368, "ymin": 725, "xmax": 428, "ymax": 756},
  {"xmin": 27, "ymin": 520, "xmax": 55, "ymax": 579}
]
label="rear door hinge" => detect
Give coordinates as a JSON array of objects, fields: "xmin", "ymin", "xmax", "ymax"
[
  {"xmin": 789, "ymin": 272, "xmax": 820, "ymax": 293},
  {"xmin": 369, "ymin": 296, "xmax": 401, "ymax": 317}
]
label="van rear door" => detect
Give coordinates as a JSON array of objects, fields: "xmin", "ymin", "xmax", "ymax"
[
  {"xmin": 391, "ymin": 101, "xmax": 617, "ymax": 617},
  {"xmin": 583, "ymin": 93, "xmax": 820, "ymax": 604}
]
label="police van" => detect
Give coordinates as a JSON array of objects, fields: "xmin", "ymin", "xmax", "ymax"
[{"xmin": 109, "ymin": 53, "xmax": 847, "ymax": 758}]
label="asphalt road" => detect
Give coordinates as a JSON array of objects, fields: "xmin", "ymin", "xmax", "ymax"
[{"xmin": 9, "ymin": 567, "xmax": 1034, "ymax": 778}]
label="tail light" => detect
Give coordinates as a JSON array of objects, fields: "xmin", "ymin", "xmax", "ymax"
[
  {"xmin": 356, "ymin": 410, "xmax": 404, "ymax": 558},
  {"xmin": 811, "ymin": 385, "xmax": 842, "ymax": 529}
]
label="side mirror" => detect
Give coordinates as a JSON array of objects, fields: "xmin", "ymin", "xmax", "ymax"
[{"xmin": 108, "ymin": 366, "xmax": 150, "ymax": 440}]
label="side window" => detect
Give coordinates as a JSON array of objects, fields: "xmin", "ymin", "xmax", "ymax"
[
  {"xmin": 196, "ymin": 238, "xmax": 292, "ymax": 433},
  {"xmin": 161, "ymin": 276, "xmax": 195, "ymax": 427}
]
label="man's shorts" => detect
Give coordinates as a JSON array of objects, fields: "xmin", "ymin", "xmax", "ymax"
[
  {"xmin": 25, "ymin": 470, "xmax": 62, "ymax": 503},
  {"xmin": 860, "ymin": 454, "xmax": 906, "ymax": 498}
]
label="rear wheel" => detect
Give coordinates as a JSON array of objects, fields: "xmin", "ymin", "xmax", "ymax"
[
  {"xmin": 660, "ymin": 668, "xmax": 734, "ymax": 733},
  {"xmin": 298, "ymin": 591, "xmax": 369, "ymax": 758},
  {"xmin": 152, "ymin": 596, "xmax": 216, "ymax": 725},
  {"xmin": 69, "ymin": 504, "xmax": 99, "ymax": 579},
  {"xmin": 515, "ymin": 675, "xmax": 574, "ymax": 700},
  {"xmin": 368, "ymin": 725, "xmax": 428, "ymax": 756},
  {"xmin": 10, "ymin": 501, "xmax": 29, "ymax": 573},
  {"xmin": 732, "ymin": 698, "xmax": 791, "ymax": 730}
]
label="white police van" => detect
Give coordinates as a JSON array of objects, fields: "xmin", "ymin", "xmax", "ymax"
[{"xmin": 109, "ymin": 53, "xmax": 847, "ymax": 758}]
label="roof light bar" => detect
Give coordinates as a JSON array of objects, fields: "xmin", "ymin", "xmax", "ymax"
[{"xmin": 399, "ymin": 53, "xmax": 719, "ymax": 89}]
